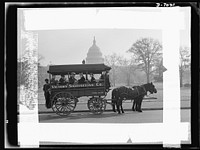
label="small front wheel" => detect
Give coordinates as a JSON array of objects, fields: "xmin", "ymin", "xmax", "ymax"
[{"xmin": 87, "ymin": 97, "xmax": 106, "ymax": 115}]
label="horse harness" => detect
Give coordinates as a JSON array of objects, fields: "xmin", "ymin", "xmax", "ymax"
[
  {"xmin": 132, "ymin": 85, "xmax": 147, "ymax": 98},
  {"xmin": 117, "ymin": 85, "xmax": 147, "ymax": 100}
]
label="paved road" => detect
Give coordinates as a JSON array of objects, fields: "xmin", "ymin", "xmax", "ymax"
[
  {"xmin": 39, "ymin": 109, "xmax": 190, "ymax": 123},
  {"xmin": 38, "ymin": 99, "xmax": 190, "ymax": 114}
]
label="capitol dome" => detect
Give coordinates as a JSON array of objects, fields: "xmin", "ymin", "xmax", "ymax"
[{"xmin": 86, "ymin": 37, "xmax": 104, "ymax": 64}]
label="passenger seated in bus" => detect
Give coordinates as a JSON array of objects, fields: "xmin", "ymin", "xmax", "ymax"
[
  {"xmin": 89, "ymin": 73, "xmax": 96, "ymax": 83},
  {"xmin": 99, "ymin": 71, "xmax": 105, "ymax": 82},
  {"xmin": 50, "ymin": 75, "xmax": 57, "ymax": 85},
  {"xmin": 78, "ymin": 73, "xmax": 86, "ymax": 84},
  {"xmin": 69, "ymin": 72, "xmax": 77, "ymax": 84},
  {"xmin": 59, "ymin": 75, "xmax": 67, "ymax": 85}
]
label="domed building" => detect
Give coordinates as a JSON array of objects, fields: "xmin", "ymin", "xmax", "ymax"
[{"xmin": 86, "ymin": 37, "xmax": 104, "ymax": 64}]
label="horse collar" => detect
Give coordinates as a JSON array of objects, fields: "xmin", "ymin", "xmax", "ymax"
[
  {"xmin": 135, "ymin": 87, "xmax": 139, "ymax": 95},
  {"xmin": 142, "ymin": 85, "xmax": 147, "ymax": 93}
]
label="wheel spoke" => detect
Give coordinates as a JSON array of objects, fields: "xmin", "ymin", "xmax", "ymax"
[
  {"xmin": 67, "ymin": 104, "xmax": 74, "ymax": 108},
  {"xmin": 62, "ymin": 107, "xmax": 69, "ymax": 112},
  {"xmin": 65, "ymin": 106, "xmax": 72, "ymax": 111},
  {"xmin": 58, "ymin": 105, "xmax": 64, "ymax": 112},
  {"xmin": 56, "ymin": 105, "xmax": 62, "ymax": 108}
]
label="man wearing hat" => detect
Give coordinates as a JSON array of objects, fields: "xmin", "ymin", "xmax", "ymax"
[
  {"xmin": 89, "ymin": 73, "xmax": 96, "ymax": 83},
  {"xmin": 43, "ymin": 79, "xmax": 51, "ymax": 108},
  {"xmin": 59, "ymin": 75, "xmax": 67, "ymax": 85},
  {"xmin": 78, "ymin": 73, "xmax": 86, "ymax": 84},
  {"xmin": 69, "ymin": 72, "xmax": 77, "ymax": 84},
  {"xmin": 50, "ymin": 75, "xmax": 58, "ymax": 85}
]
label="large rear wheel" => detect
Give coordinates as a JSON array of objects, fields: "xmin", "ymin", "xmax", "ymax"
[{"xmin": 52, "ymin": 92, "xmax": 77, "ymax": 116}]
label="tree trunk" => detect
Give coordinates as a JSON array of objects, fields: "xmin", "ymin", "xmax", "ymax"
[
  {"xmin": 112, "ymin": 69, "xmax": 115, "ymax": 87},
  {"xmin": 127, "ymin": 73, "xmax": 130, "ymax": 86},
  {"xmin": 180, "ymin": 69, "xmax": 183, "ymax": 87},
  {"xmin": 147, "ymin": 73, "xmax": 150, "ymax": 83},
  {"xmin": 146, "ymin": 67, "xmax": 150, "ymax": 83},
  {"xmin": 145, "ymin": 59, "xmax": 151, "ymax": 83}
]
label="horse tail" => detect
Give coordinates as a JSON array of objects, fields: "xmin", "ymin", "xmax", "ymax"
[
  {"xmin": 111, "ymin": 88, "xmax": 116, "ymax": 102},
  {"xmin": 111, "ymin": 89, "xmax": 117, "ymax": 112},
  {"xmin": 111, "ymin": 89, "xmax": 115, "ymax": 100}
]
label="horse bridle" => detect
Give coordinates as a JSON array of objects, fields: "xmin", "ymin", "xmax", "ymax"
[
  {"xmin": 141, "ymin": 85, "xmax": 154, "ymax": 97},
  {"xmin": 141, "ymin": 85, "xmax": 147, "ymax": 94}
]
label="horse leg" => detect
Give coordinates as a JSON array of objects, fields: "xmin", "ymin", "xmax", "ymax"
[
  {"xmin": 132, "ymin": 100, "xmax": 136, "ymax": 111},
  {"xmin": 116, "ymin": 104, "xmax": 121, "ymax": 114},
  {"xmin": 121, "ymin": 105, "xmax": 124, "ymax": 113},
  {"xmin": 112, "ymin": 100, "xmax": 116, "ymax": 112},
  {"xmin": 137, "ymin": 98, "xmax": 142, "ymax": 112},
  {"xmin": 118, "ymin": 97, "xmax": 124, "ymax": 113},
  {"xmin": 111, "ymin": 90, "xmax": 116, "ymax": 112},
  {"xmin": 135, "ymin": 99, "xmax": 140, "ymax": 112},
  {"xmin": 116, "ymin": 99, "xmax": 121, "ymax": 114}
]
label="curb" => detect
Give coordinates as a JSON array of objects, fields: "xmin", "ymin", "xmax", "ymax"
[{"xmin": 38, "ymin": 107, "xmax": 190, "ymax": 114}]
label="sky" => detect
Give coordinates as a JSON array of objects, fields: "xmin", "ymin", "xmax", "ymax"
[
  {"xmin": 18, "ymin": 7, "xmax": 191, "ymax": 66},
  {"xmin": 38, "ymin": 29, "xmax": 163, "ymax": 65}
]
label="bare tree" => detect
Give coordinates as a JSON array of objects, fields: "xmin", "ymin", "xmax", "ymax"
[
  {"xmin": 153, "ymin": 58, "xmax": 165, "ymax": 82},
  {"xmin": 104, "ymin": 53, "xmax": 121, "ymax": 87},
  {"xmin": 127, "ymin": 38, "xmax": 162, "ymax": 83},
  {"xmin": 118, "ymin": 56, "xmax": 137, "ymax": 86},
  {"xmin": 179, "ymin": 46, "xmax": 190, "ymax": 87}
]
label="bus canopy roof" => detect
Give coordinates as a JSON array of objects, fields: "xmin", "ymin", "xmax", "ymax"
[{"xmin": 47, "ymin": 63, "xmax": 111, "ymax": 75}]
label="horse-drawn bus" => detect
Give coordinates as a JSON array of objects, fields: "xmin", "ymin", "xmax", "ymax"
[
  {"xmin": 46, "ymin": 63, "xmax": 111, "ymax": 116},
  {"xmin": 45, "ymin": 63, "xmax": 157, "ymax": 116}
]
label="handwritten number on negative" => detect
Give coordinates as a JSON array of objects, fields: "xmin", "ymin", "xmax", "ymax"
[{"xmin": 156, "ymin": 3, "xmax": 175, "ymax": 7}]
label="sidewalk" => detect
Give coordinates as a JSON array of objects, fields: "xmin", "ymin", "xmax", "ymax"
[{"xmin": 38, "ymin": 99, "xmax": 190, "ymax": 114}]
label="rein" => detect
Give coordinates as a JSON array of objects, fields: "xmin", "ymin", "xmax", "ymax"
[
  {"xmin": 134, "ymin": 85, "xmax": 147, "ymax": 97},
  {"xmin": 142, "ymin": 85, "xmax": 154, "ymax": 97}
]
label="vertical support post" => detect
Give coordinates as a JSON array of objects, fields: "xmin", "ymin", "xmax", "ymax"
[{"xmin": 162, "ymin": 8, "xmax": 183, "ymax": 147}]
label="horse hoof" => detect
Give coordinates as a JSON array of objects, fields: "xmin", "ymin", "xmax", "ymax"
[
  {"xmin": 138, "ymin": 110, "xmax": 142, "ymax": 112},
  {"xmin": 122, "ymin": 111, "xmax": 124, "ymax": 113}
]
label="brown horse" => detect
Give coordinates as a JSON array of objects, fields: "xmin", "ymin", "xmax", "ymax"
[{"xmin": 111, "ymin": 82, "xmax": 157, "ymax": 114}]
